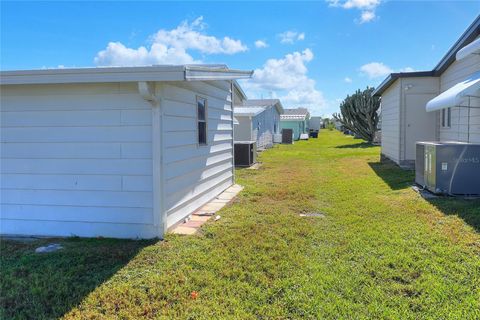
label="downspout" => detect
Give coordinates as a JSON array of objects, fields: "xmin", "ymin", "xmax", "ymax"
[
  {"xmin": 230, "ymin": 81, "xmax": 235, "ymax": 184},
  {"xmin": 138, "ymin": 81, "xmax": 166, "ymax": 238}
]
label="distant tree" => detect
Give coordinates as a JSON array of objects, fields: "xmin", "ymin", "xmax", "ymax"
[
  {"xmin": 333, "ymin": 87, "xmax": 380, "ymax": 142},
  {"xmin": 322, "ymin": 118, "xmax": 335, "ymax": 130}
]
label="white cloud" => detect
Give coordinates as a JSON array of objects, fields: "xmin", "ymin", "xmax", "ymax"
[
  {"xmin": 254, "ymin": 40, "xmax": 268, "ymax": 48},
  {"xmin": 399, "ymin": 67, "xmax": 415, "ymax": 72},
  {"xmin": 278, "ymin": 31, "xmax": 306, "ymax": 44},
  {"xmin": 360, "ymin": 10, "xmax": 376, "ymax": 23},
  {"xmin": 359, "ymin": 62, "xmax": 393, "ymax": 78},
  {"xmin": 242, "ymin": 49, "xmax": 326, "ymax": 115},
  {"xmin": 344, "ymin": 77, "xmax": 352, "ymax": 83},
  {"xmin": 94, "ymin": 16, "xmax": 247, "ymax": 66},
  {"xmin": 359, "ymin": 62, "xmax": 416, "ymax": 78},
  {"xmin": 328, "ymin": 0, "xmax": 381, "ymax": 23}
]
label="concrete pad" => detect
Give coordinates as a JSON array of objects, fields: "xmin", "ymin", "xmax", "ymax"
[
  {"xmin": 171, "ymin": 226, "xmax": 197, "ymax": 235},
  {"xmin": 169, "ymin": 184, "xmax": 244, "ymax": 235},
  {"xmin": 182, "ymin": 220, "xmax": 205, "ymax": 228},
  {"xmin": 247, "ymin": 163, "xmax": 262, "ymax": 170},
  {"xmin": 201, "ymin": 202, "xmax": 227, "ymax": 211},
  {"xmin": 190, "ymin": 215, "xmax": 211, "ymax": 222}
]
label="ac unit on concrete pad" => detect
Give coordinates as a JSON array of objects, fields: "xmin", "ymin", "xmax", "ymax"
[
  {"xmin": 234, "ymin": 141, "xmax": 257, "ymax": 167},
  {"xmin": 282, "ymin": 129, "xmax": 293, "ymax": 144},
  {"xmin": 416, "ymin": 141, "xmax": 480, "ymax": 195}
]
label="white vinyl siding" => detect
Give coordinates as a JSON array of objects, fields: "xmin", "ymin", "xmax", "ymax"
[
  {"xmin": 439, "ymin": 35, "xmax": 480, "ymax": 143},
  {"xmin": 380, "ymin": 80, "xmax": 401, "ymax": 163},
  {"xmin": 398, "ymin": 77, "xmax": 439, "ymax": 162},
  {"xmin": 0, "ymin": 83, "xmax": 157, "ymax": 238},
  {"xmin": 158, "ymin": 81, "xmax": 234, "ymax": 228},
  {"xmin": 234, "ymin": 116, "xmax": 253, "ymax": 141}
]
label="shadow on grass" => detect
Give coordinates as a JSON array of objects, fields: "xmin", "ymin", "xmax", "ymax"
[
  {"xmin": 368, "ymin": 161, "xmax": 480, "ymax": 232},
  {"xmin": 0, "ymin": 237, "xmax": 156, "ymax": 319},
  {"xmin": 368, "ymin": 161, "xmax": 414, "ymax": 190},
  {"xmin": 426, "ymin": 198, "xmax": 480, "ymax": 233},
  {"xmin": 336, "ymin": 142, "xmax": 375, "ymax": 149}
]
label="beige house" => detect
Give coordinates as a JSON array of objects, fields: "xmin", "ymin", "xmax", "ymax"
[{"xmin": 373, "ymin": 16, "xmax": 480, "ymax": 167}]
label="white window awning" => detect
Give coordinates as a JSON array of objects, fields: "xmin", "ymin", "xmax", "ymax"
[
  {"xmin": 456, "ymin": 38, "xmax": 480, "ymax": 61},
  {"xmin": 426, "ymin": 72, "xmax": 480, "ymax": 112}
]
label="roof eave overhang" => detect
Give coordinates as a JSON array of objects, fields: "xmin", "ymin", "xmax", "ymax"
[
  {"xmin": 185, "ymin": 66, "xmax": 253, "ymax": 81},
  {"xmin": 232, "ymin": 80, "xmax": 248, "ymax": 101},
  {"xmin": 372, "ymin": 71, "xmax": 435, "ymax": 97},
  {"xmin": 0, "ymin": 65, "xmax": 254, "ymax": 85}
]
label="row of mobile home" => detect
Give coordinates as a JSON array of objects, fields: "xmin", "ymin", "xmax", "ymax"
[{"xmin": 0, "ymin": 63, "xmax": 317, "ymax": 239}]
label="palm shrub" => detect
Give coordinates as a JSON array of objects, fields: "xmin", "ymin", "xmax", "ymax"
[{"xmin": 333, "ymin": 87, "xmax": 380, "ymax": 142}]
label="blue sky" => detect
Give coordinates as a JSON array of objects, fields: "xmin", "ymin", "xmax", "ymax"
[{"xmin": 1, "ymin": 1, "xmax": 479, "ymax": 116}]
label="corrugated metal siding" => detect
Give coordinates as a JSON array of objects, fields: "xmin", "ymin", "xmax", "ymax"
[
  {"xmin": 439, "ymin": 36, "xmax": 480, "ymax": 143},
  {"xmin": 380, "ymin": 80, "xmax": 401, "ymax": 163},
  {"xmin": 160, "ymin": 81, "xmax": 234, "ymax": 228},
  {"xmin": 0, "ymin": 82, "xmax": 157, "ymax": 238}
]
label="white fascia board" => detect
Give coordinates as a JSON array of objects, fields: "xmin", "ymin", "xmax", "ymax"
[
  {"xmin": 185, "ymin": 66, "xmax": 253, "ymax": 81},
  {"xmin": 0, "ymin": 66, "xmax": 186, "ymax": 85},
  {"xmin": 0, "ymin": 65, "xmax": 253, "ymax": 85},
  {"xmin": 426, "ymin": 72, "xmax": 480, "ymax": 112},
  {"xmin": 456, "ymin": 37, "xmax": 480, "ymax": 61}
]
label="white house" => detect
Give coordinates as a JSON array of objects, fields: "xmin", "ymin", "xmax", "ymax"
[
  {"xmin": 373, "ymin": 16, "xmax": 480, "ymax": 167},
  {"xmin": 0, "ymin": 65, "xmax": 252, "ymax": 239},
  {"xmin": 233, "ymin": 99, "xmax": 284, "ymax": 150}
]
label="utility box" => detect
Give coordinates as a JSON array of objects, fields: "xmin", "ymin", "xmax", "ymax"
[
  {"xmin": 282, "ymin": 129, "xmax": 293, "ymax": 144},
  {"xmin": 416, "ymin": 141, "xmax": 480, "ymax": 195},
  {"xmin": 234, "ymin": 141, "xmax": 257, "ymax": 167}
]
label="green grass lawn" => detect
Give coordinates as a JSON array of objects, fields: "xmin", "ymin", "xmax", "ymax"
[{"xmin": 2, "ymin": 131, "xmax": 480, "ymax": 319}]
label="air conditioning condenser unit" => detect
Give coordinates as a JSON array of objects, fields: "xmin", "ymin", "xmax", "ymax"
[{"xmin": 416, "ymin": 141, "xmax": 480, "ymax": 195}]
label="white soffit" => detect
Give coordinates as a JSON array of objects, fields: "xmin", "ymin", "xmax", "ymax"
[
  {"xmin": 426, "ymin": 72, "xmax": 480, "ymax": 112},
  {"xmin": 234, "ymin": 107, "xmax": 264, "ymax": 117},
  {"xmin": 456, "ymin": 38, "xmax": 480, "ymax": 61}
]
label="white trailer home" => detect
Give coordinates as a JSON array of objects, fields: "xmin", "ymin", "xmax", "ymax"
[
  {"xmin": 0, "ymin": 65, "xmax": 252, "ymax": 239},
  {"xmin": 233, "ymin": 99, "xmax": 284, "ymax": 150},
  {"xmin": 373, "ymin": 16, "xmax": 480, "ymax": 167}
]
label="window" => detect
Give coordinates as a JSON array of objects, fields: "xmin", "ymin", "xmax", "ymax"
[
  {"xmin": 441, "ymin": 107, "xmax": 451, "ymax": 128},
  {"xmin": 197, "ymin": 97, "xmax": 207, "ymax": 145}
]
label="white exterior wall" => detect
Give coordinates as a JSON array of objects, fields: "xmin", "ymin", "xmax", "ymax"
[
  {"xmin": 1, "ymin": 79, "xmax": 236, "ymax": 238},
  {"xmin": 399, "ymin": 77, "xmax": 439, "ymax": 162},
  {"xmin": 233, "ymin": 116, "xmax": 253, "ymax": 141},
  {"xmin": 159, "ymin": 81, "xmax": 234, "ymax": 229},
  {"xmin": 0, "ymin": 83, "xmax": 157, "ymax": 238},
  {"xmin": 380, "ymin": 80, "xmax": 401, "ymax": 163},
  {"xmin": 439, "ymin": 36, "xmax": 480, "ymax": 143}
]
